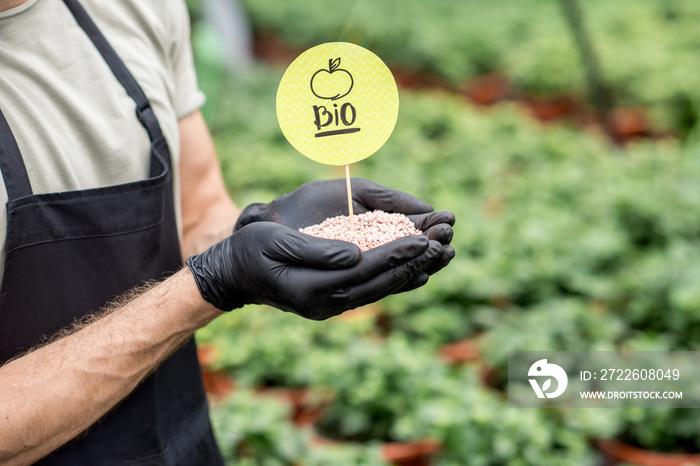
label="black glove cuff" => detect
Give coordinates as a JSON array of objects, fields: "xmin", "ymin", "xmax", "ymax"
[{"xmin": 185, "ymin": 250, "xmax": 246, "ymax": 312}]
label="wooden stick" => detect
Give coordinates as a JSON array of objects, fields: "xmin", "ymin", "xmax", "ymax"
[{"xmin": 345, "ymin": 164, "xmax": 354, "ymax": 231}]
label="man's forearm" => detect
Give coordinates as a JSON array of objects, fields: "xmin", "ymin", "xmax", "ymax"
[
  {"xmin": 182, "ymin": 206, "xmax": 238, "ymax": 258},
  {"xmin": 0, "ymin": 269, "xmax": 221, "ymax": 465},
  {"xmin": 178, "ymin": 110, "xmax": 240, "ymax": 258}
]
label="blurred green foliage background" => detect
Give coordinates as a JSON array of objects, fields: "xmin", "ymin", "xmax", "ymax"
[{"xmin": 189, "ymin": 0, "xmax": 700, "ymax": 464}]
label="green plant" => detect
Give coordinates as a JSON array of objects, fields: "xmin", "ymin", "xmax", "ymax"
[
  {"xmin": 306, "ymin": 443, "xmax": 388, "ymax": 466},
  {"xmin": 480, "ymin": 298, "xmax": 626, "ymax": 387},
  {"xmin": 616, "ymin": 407, "xmax": 700, "ymax": 453},
  {"xmin": 394, "ymin": 368, "xmax": 599, "ymax": 466},
  {"xmin": 562, "ymin": 403, "xmax": 700, "ymax": 455},
  {"xmin": 197, "ymin": 306, "xmax": 374, "ymax": 388},
  {"xmin": 377, "ymin": 300, "xmax": 475, "ymax": 347},
  {"xmin": 313, "ymin": 333, "xmax": 450, "ymax": 442},
  {"xmin": 210, "ymin": 389, "xmax": 306, "ymax": 465},
  {"xmin": 210, "ymin": 389, "xmax": 389, "ymax": 464}
]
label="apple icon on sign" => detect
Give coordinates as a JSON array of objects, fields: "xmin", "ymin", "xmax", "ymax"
[{"xmin": 310, "ymin": 57, "xmax": 354, "ymax": 101}]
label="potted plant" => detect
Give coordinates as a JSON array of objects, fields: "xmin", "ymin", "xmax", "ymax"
[
  {"xmin": 395, "ymin": 367, "xmax": 599, "ymax": 465},
  {"xmin": 210, "ymin": 388, "xmax": 389, "ymax": 465},
  {"xmin": 198, "ymin": 343, "xmax": 235, "ymax": 399},
  {"xmin": 209, "ymin": 388, "xmax": 307, "ymax": 465},
  {"xmin": 197, "ymin": 306, "xmax": 373, "ymax": 424},
  {"xmin": 555, "ymin": 333, "xmax": 699, "ymax": 465},
  {"xmin": 307, "ymin": 443, "xmax": 389, "ymax": 466},
  {"xmin": 480, "ymin": 298, "xmax": 625, "ymax": 390},
  {"xmin": 312, "ymin": 334, "xmax": 444, "ymax": 465},
  {"xmin": 594, "ymin": 407, "xmax": 700, "ymax": 466}
]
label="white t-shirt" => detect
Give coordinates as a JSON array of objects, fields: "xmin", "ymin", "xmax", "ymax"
[{"xmin": 0, "ymin": 0, "xmax": 205, "ymax": 283}]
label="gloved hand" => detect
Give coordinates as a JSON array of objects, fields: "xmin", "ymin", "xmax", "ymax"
[
  {"xmin": 186, "ymin": 222, "xmax": 442, "ymax": 320},
  {"xmin": 234, "ymin": 178, "xmax": 455, "ymax": 282}
]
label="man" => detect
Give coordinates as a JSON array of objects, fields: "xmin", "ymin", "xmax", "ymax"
[{"xmin": 0, "ymin": 0, "xmax": 455, "ymax": 464}]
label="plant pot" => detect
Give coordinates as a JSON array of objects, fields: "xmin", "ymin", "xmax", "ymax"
[
  {"xmin": 438, "ymin": 337, "xmax": 503, "ymax": 392},
  {"xmin": 392, "ymin": 67, "xmax": 450, "ymax": 91},
  {"xmin": 381, "ymin": 438, "xmax": 441, "ymax": 466},
  {"xmin": 595, "ymin": 438, "xmax": 700, "ymax": 466},
  {"xmin": 521, "ymin": 94, "xmax": 581, "ymax": 123},
  {"xmin": 256, "ymin": 387, "xmax": 331, "ymax": 427},
  {"xmin": 610, "ymin": 107, "xmax": 651, "ymax": 142},
  {"xmin": 201, "ymin": 368, "xmax": 235, "ymax": 399},
  {"xmin": 252, "ymin": 32, "xmax": 299, "ymax": 65},
  {"xmin": 463, "ymin": 72, "xmax": 509, "ymax": 105},
  {"xmin": 197, "ymin": 343, "xmax": 235, "ymax": 399},
  {"xmin": 197, "ymin": 343, "xmax": 218, "ymax": 367},
  {"xmin": 439, "ymin": 338, "xmax": 479, "ymax": 364}
]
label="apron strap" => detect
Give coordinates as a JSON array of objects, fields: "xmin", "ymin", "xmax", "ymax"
[
  {"xmin": 0, "ymin": 110, "xmax": 33, "ymax": 200},
  {"xmin": 62, "ymin": 0, "xmax": 166, "ymax": 150}
]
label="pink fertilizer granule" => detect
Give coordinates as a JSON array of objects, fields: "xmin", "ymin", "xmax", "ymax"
[{"xmin": 299, "ymin": 210, "xmax": 423, "ymax": 252}]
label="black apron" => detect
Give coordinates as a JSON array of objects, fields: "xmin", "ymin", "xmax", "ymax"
[{"xmin": 0, "ymin": 0, "xmax": 224, "ymax": 464}]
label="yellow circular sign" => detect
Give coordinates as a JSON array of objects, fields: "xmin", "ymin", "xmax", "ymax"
[{"xmin": 276, "ymin": 42, "xmax": 399, "ymax": 166}]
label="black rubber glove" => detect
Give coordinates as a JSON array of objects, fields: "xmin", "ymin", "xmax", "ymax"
[
  {"xmin": 234, "ymin": 178, "xmax": 455, "ymax": 282},
  {"xmin": 186, "ymin": 222, "xmax": 442, "ymax": 320}
]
